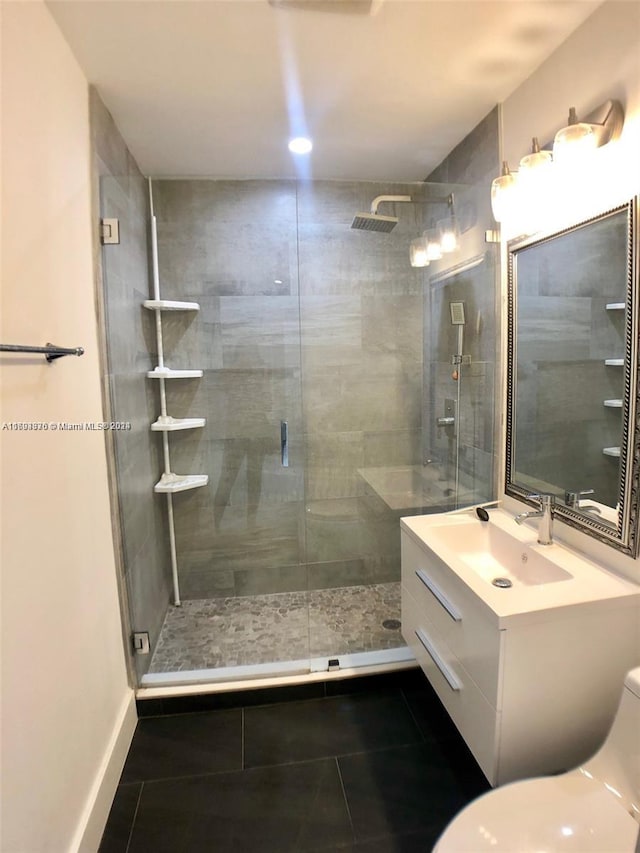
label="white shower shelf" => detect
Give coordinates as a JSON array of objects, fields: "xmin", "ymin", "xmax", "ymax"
[
  {"xmin": 151, "ymin": 416, "xmax": 206, "ymax": 432},
  {"xmin": 143, "ymin": 300, "xmax": 200, "ymax": 311},
  {"xmin": 603, "ymin": 447, "xmax": 621, "ymax": 457},
  {"xmin": 604, "ymin": 359, "xmax": 624, "ymax": 366},
  {"xmin": 605, "ymin": 302, "xmax": 626, "ymax": 311},
  {"xmin": 604, "ymin": 399, "xmax": 623, "ymax": 408},
  {"xmin": 154, "ymin": 473, "xmax": 209, "ymax": 494},
  {"xmin": 147, "ymin": 366, "xmax": 203, "ymax": 379}
]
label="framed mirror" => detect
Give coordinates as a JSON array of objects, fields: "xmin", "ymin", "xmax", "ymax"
[{"xmin": 505, "ymin": 197, "xmax": 639, "ymax": 557}]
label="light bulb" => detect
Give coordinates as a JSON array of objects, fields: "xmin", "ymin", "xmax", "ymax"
[
  {"xmin": 409, "ymin": 238, "xmax": 429, "ymax": 268},
  {"xmin": 519, "ymin": 138, "xmax": 553, "ymax": 179},
  {"xmin": 288, "ymin": 137, "xmax": 313, "ymax": 155},
  {"xmin": 553, "ymin": 108, "xmax": 597, "ymax": 165},
  {"xmin": 490, "ymin": 162, "xmax": 518, "ymax": 223},
  {"xmin": 437, "ymin": 215, "xmax": 460, "ymax": 253},
  {"xmin": 422, "ymin": 227, "xmax": 443, "ymax": 261}
]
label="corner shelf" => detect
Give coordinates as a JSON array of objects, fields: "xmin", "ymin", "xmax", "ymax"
[
  {"xmin": 604, "ymin": 359, "xmax": 624, "ymax": 366},
  {"xmin": 603, "ymin": 447, "xmax": 621, "ymax": 458},
  {"xmin": 143, "ymin": 299, "xmax": 200, "ymax": 311},
  {"xmin": 145, "ymin": 181, "xmax": 209, "ymax": 607},
  {"xmin": 605, "ymin": 302, "xmax": 625, "ymax": 311},
  {"xmin": 604, "ymin": 399, "xmax": 623, "ymax": 408},
  {"xmin": 154, "ymin": 473, "xmax": 209, "ymax": 494},
  {"xmin": 147, "ymin": 366, "xmax": 203, "ymax": 379},
  {"xmin": 151, "ymin": 416, "xmax": 206, "ymax": 432}
]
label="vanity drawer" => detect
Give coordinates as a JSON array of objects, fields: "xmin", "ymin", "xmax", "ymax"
[
  {"xmin": 402, "ymin": 592, "xmax": 499, "ymax": 784},
  {"xmin": 401, "ymin": 531, "xmax": 501, "ymax": 705}
]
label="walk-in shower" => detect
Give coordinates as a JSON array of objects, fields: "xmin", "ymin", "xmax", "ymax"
[{"xmin": 99, "ymin": 174, "xmax": 497, "ymax": 692}]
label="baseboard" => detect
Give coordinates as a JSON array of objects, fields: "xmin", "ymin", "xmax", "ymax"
[{"xmin": 72, "ymin": 690, "xmax": 137, "ymax": 853}]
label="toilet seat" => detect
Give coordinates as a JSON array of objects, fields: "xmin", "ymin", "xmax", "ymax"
[{"xmin": 434, "ymin": 773, "xmax": 640, "ymax": 852}]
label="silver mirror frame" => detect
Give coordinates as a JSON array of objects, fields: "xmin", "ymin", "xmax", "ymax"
[{"xmin": 505, "ymin": 196, "xmax": 640, "ymax": 557}]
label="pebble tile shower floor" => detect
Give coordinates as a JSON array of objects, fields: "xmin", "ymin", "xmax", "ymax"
[{"xmin": 150, "ymin": 582, "xmax": 404, "ymax": 672}]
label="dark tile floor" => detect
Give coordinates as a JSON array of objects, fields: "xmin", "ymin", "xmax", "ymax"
[{"xmin": 100, "ymin": 668, "xmax": 490, "ymax": 852}]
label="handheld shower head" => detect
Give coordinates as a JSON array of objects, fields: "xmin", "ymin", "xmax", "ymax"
[
  {"xmin": 351, "ymin": 194, "xmax": 411, "ymax": 233},
  {"xmin": 449, "ymin": 302, "xmax": 466, "ymax": 325},
  {"xmin": 450, "ymin": 302, "xmax": 466, "ymax": 361}
]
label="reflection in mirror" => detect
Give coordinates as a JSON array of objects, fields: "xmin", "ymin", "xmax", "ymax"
[{"xmin": 506, "ymin": 198, "xmax": 640, "ymax": 557}]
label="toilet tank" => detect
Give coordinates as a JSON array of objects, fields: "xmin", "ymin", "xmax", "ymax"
[{"xmin": 583, "ymin": 666, "xmax": 640, "ymax": 823}]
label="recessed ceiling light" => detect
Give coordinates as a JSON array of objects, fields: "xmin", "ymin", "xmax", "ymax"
[{"xmin": 288, "ymin": 137, "xmax": 313, "ymax": 155}]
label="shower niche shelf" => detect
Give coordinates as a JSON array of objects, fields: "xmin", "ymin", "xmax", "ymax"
[
  {"xmin": 143, "ymin": 299, "xmax": 200, "ymax": 311},
  {"xmin": 151, "ymin": 416, "xmax": 206, "ymax": 432},
  {"xmin": 147, "ymin": 366, "xmax": 203, "ymax": 379},
  {"xmin": 603, "ymin": 447, "xmax": 621, "ymax": 458}
]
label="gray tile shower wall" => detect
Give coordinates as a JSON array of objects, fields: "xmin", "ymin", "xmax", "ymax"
[
  {"xmin": 152, "ymin": 178, "xmax": 434, "ymax": 599},
  {"xmin": 90, "ymin": 89, "xmax": 171, "ymax": 679},
  {"xmin": 425, "ymin": 107, "xmax": 500, "ymax": 503}
]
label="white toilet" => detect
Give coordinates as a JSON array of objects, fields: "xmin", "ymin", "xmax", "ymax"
[{"xmin": 434, "ymin": 667, "xmax": 640, "ymax": 852}]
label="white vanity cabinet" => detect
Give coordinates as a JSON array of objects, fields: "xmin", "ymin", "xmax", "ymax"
[{"xmin": 401, "ymin": 514, "xmax": 640, "ymax": 787}]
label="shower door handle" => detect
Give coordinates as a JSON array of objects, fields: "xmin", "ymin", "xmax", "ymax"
[{"xmin": 280, "ymin": 420, "xmax": 289, "ymax": 467}]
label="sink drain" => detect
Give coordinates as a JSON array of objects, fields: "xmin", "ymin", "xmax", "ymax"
[
  {"xmin": 382, "ymin": 618, "xmax": 401, "ymax": 630},
  {"xmin": 492, "ymin": 577, "xmax": 513, "ymax": 588}
]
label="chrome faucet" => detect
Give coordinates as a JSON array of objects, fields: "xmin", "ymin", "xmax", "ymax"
[
  {"xmin": 514, "ymin": 494, "xmax": 554, "ymax": 545},
  {"xmin": 565, "ymin": 488, "xmax": 602, "ymax": 516}
]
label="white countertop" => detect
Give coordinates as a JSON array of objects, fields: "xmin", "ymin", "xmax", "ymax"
[{"xmin": 401, "ymin": 508, "xmax": 640, "ymax": 628}]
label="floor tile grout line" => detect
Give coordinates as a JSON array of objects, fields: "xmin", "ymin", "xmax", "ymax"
[
  {"xmin": 126, "ymin": 739, "xmax": 427, "ymax": 788},
  {"xmin": 241, "ymin": 706, "xmax": 245, "ymax": 770},
  {"xmin": 244, "ymin": 738, "xmax": 428, "ymax": 773},
  {"xmin": 334, "ymin": 756, "xmax": 356, "ymax": 843},
  {"xmin": 124, "ymin": 781, "xmax": 144, "ymax": 853},
  {"xmin": 400, "ymin": 685, "xmax": 428, "ymax": 743}
]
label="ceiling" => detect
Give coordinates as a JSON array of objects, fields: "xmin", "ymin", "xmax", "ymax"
[{"xmin": 47, "ymin": 0, "xmax": 602, "ymax": 181}]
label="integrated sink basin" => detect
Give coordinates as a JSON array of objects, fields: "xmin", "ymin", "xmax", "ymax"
[
  {"xmin": 425, "ymin": 518, "xmax": 573, "ymax": 587},
  {"xmin": 401, "ymin": 507, "xmax": 639, "ymax": 628}
]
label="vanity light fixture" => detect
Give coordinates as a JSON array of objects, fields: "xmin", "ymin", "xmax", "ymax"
[
  {"xmin": 490, "ymin": 161, "xmax": 518, "ymax": 223},
  {"xmin": 553, "ymin": 101, "xmax": 624, "ymax": 165},
  {"xmin": 490, "ymin": 100, "xmax": 625, "ymax": 225}
]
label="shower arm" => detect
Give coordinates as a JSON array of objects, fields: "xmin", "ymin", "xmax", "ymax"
[
  {"xmin": 369, "ymin": 195, "xmax": 411, "ymax": 214},
  {"xmin": 369, "ymin": 193, "xmax": 455, "ymax": 214}
]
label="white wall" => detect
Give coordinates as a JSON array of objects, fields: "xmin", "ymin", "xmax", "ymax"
[
  {"xmin": 0, "ymin": 3, "xmax": 135, "ymax": 851},
  {"xmin": 500, "ymin": 0, "xmax": 640, "ymax": 583}
]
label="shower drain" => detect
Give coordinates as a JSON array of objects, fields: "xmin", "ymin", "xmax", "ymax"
[{"xmin": 382, "ymin": 618, "xmax": 401, "ymax": 630}]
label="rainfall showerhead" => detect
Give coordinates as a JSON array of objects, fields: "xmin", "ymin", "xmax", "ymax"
[
  {"xmin": 351, "ymin": 194, "xmax": 412, "ymax": 233},
  {"xmin": 351, "ymin": 212, "xmax": 399, "ymax": 233}
]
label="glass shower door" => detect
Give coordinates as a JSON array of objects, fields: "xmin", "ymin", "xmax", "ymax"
[{"xmin": 145, "ymin": 178, "xmax": 309, "ymax": 678}]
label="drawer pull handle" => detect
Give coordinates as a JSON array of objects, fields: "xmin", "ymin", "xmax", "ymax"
[
  {"xmin": 415, "ymin": 628, "xmax": 462, "ymax": 692},
  {"xmin": 416, "ymin": 569, "xmax": 462, "ymax": 622}
]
